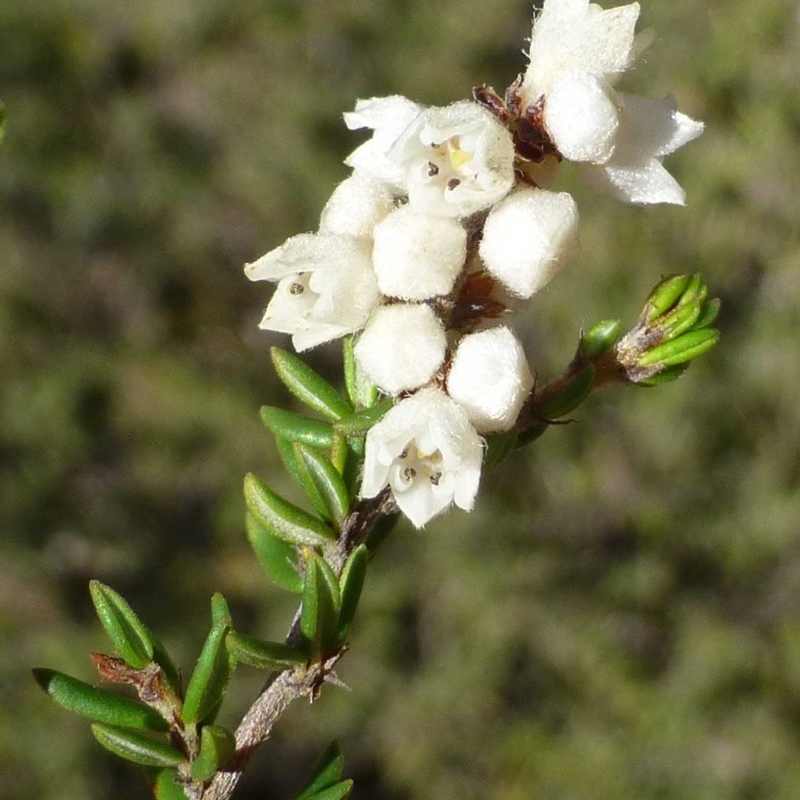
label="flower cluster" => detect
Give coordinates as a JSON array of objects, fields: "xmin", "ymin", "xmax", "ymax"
[{"xmin": 247, "ymin": 0, "xmax": 702, "ymax": 527}]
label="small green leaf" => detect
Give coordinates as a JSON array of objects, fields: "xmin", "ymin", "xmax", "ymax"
[
  {"xmin": 210, "ymin": 593, "xmax": 232, "ymax": 628},
  {"xmin": 153, "ymin": 769, "xmax": 187, "ymax": 800},
  {"xmin": 580, "ymin": 319, "xmax": 621, "ymax": 360},
  {"xmin": 189, "ymin": 724, "xmax": 237, "ymax": 782},
  {"xmin": 245, "ymin": 473, "xmax": 336, "ymax": 547},
  {"xmin": 645, "ymin": 274, "xmax": 693, "ymax": 322},
  {"xmin": 637, "ymin": 364, "xmax": 690, "ymax": 387},
  {"xmin": 337, "ymin": 546, "xmax": 368, "ymax": 643},
  {"xmin": 246, "ymin": 512, "xmax": 303, "ymax": 593},
  {"xmin": 694, "ymin": 297, "xmax": 721, "ymax": 329},
  {"xmin": 637, "ymin": 328, "xmax": 720, "ymax": 368},
  {"xmin": 271, "ymin": 348, "xmax": 353, "ymax": 421},
  {"xmin": 260, "ymin": 406, "xmax": 335, "ymax": 448},
  {"xmin": 301, "ymin": 782, "xmax": 354, "ymax": 800},
  {"xmin": 483, "ymin": 429, "xmax": 518, "ymax": 470},
  {"xmin": 536, "ymin": 365, "xmax": 595, "ymax": 420},
  {"xmin": 294, "ymin": 443, "xmax": 350, "ymax": 527},
  {"xmin": 294, "ymin": 741, "xmax": 344, "ymax": 800},
  {"xmin": 91, "ymin": 723, "xmax": 184, "ymax": 767},
  {"xmin": 33, "ymin": 668, "xmax": 168, "ymax": 731},
  {"xmin": 89, "ymin": 581, "xmax": 154, "ymax": 669},
  {"xmin": 301, "ymin": 554, "xmax": 341, "ymax": 659},
  {"xmin": 334, "ymin": 399, "xmax": 395, "ymax": 437},
  {"xmin": 661, "ymin": 296, "xmax": 702, "ymax": 338},
  {"xmin": 275, "ymin": 437, "xmax": 328, "ymax": 519},
  {"xmin": 182, "ymin": 619, "xmax": 232, "ymax": 726},
  {"xmin": 228, "ymin": 631, "xmax": 307, "ymax": 671},
  {"xmin": 343, "ymin": 337, "xmax": 378, "ymax": 409}
]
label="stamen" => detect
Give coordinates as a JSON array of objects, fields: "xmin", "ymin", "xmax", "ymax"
[
  {"xmin": 429, "ymin": 473, "xmax": 441, "ymax": 486},
  {"xmin": 403, "ymin": 467, "xmax": 417, "ymax": 480},
  {"xmin": 399, "ymin": 449, "xmax": 408, "ymax": 459},
  {"xmin": 289, "ymin": 282, "xmax": 305, "ymax": 295},
  {"xmin": 447, "ymin": 178, "xmax": 462, "ymax": 191},
  {"xmin": 427, "ymin": 162, "xmax": 440, "ymax": 177}
]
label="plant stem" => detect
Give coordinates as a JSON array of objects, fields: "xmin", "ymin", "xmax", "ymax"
[{"xmin": 200, "ymin": 489, "xmax": 393, "ymax": 800}]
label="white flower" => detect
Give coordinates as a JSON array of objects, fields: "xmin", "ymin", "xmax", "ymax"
[
  {"xmin": 372, "ymin": 206, "xmax": 467, "ymax": 300},
  {"xmin": 520, "ymin": 0, "xmax": 640, "ymax": 162},
  {"xmin": 478, "ymin": 188, "xmax": 580, "ymax": 298},
  {"xmin": 354, "ymin": 303, "xmax": 447, "ymax": 396},
  {"xmin": 245, "ymin": 233, "xmax": 381, "ymax": 351},
  {"xmin": 318, "ymin": 172, "xmax": 397, "ymax": 238},
  {"xmin": 361, "ymin": 387, "xmax": 483, "ymax": 527},
  {"xmin": 579, "ymin": 93, "xmax": 704, "ymax": 205},
  {"xmin": 446, "ymin": 327, "xmax": 534, "ymax": 433},
  {"xmin": 387, "ymin": 100, "xmax": 515, "ymax": 217},
  {"xmin": 344, "ymin": 96, "xmax": 425, "ymax": 191}
]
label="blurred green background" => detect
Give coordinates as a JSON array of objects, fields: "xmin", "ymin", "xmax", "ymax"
[{"xmin": 2, "ymin": 0, "xmax": 799, "ymax": 798}]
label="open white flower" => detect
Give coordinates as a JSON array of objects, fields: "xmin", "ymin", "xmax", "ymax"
[
  {"xmin": 245, "ymin": 233, "xmax": 381, "ymax": 351},
  {"xmin": 372, "ymin": 206, "xmax": 467, "ymax": 300},
  {"xmin": 479, "ymin": 188, "xmax": 580, "ymax": 298},
  {"xmin": 361, "ymin": 387, "xmax": 483, "ymax": 528},
  {"xmin": 387, "ymin": 100, "xmax": 515, "ymax": 217},
  {"xmin": 446, "ymin": 327, "xmax": 534, "ymax": 433},
  {"xmin": 520, "ymin": 0, "xmax": 640, "ymax": 163},
  {"xmin": 354, "ymin": 303, "xmax": 447, "ymax": 396},
  {"xmin": 579, "ymin": 93, "xmax": 705, "ymax": 205},
  {"xmin": 344, "ymin": 95, "xmax": 425, "ymax": 191}
]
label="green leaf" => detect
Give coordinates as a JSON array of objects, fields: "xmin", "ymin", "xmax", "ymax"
[
  {"xmin": 294, "ymin": 741, "xmax": 344, "ymax": 800},
  {"xmin": 301, "ymin": 554, "xmax": 342, "ymax": 659},
  {"xmin": 580, "ymin": 319, "xmax": 621, "ymax": 360},
  {"xmin": 337, "ymin": 546, "xmax": 368, "ymax": 643},
  {"xmin": 661, "ymin": 296, "xmax": 702, "ymax": 338},
  {"xmin": 210, "ymin": 592, "xmax": 232, "ymax": 627},
  {"xmin": 536, "ymin": 365, "xmax": 595, "ymax": 420},
  {"xmin": 150, "ymin": 637, "xmax": 182, "ymax": 695},
  {"xmin": 645, "ymin": 274, "xmax": 693, "ymax": 322},
  {"xmin": 271, "ymin": 348, "xmax": 353, "ymax": 421},
  {"xmin": 246, "ymin": 512, "xmax": 303, "ymax": 593},
  {"xmin": 483, "ymin": 429, "xmax": 518, "ymax": 470},
  {"xmin": 301, "ymin": 782, "xmax": 353, "ymax": 800},
  {"xmin": 694, "ymin": 297, "xmax": 721, "ymax": 329},
  {"xmin": 91, "ymin": 723, "xmax": 184, "ymax": 767},
  {"xmin": 32, "ymin": 668, "xmax": 168, "ymax": 731},
  {"xmin": 182, "ymin": 618, "xmax": 232, "ymax": 726},
  {"xmin": 334, "ymin": 399, "xmax": 395, "ymax": 437},
  {"xmin": 260, "ymin": 406, "xmax": 335, "ymax": 448},
  {"xmin": 637, "ymin": 328, "xmax": 720, "ymax": 368},
  {"xmin": 244, "ymin": 473, "xmax": 336, "ymax": 547},
  {"xmin": 343, "ymin": 337, "xmax": 378, "ymax": 409},
  {"xmin": 294, "ymin": 443, "xmax": 350, "ymax": 527},
  {"xmin": 227, "ymin": 631, "xmax": 307, "ymax": 671},
  {"xmin": 189, "ymin": 724, "xmax": 236, "ymax": 782},
  {"xmin": 153, "ymin": 769, "xmax": 187, "ymax": 800},
  {"xmin": 637, "ymin": 363, "xmax": 690, "ymax": 387},
  {"xmin": 89, "ymin": 581, "xmax": 154, "ymax": 669}
]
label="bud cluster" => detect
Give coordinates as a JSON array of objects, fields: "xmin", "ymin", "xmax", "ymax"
[{"xmin": 247, "ymin": 0, "xmax": 704, "ymax": 528}]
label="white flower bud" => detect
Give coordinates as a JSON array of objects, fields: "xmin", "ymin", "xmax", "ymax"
[
  {"xmin": 372, "ymin": 206, "xmax": 467, "ymax": 300},
  {"xmin": 319, "ymin": 172, "xmax": 396, "ymax": 238},
  {"xmin": 245, "ymin": 233, "xmax": 381, "ymax": 351},
  {"xmin": 388, "ymin": 100, "xmax": 515, "ymax": 217},
  {"xmin": 446, "ymin": 327, "xmax": 534, "ymax": 433},
  {"xmin": 354, "ymin": 303, "xmax": 446, "ymax": 396},
  {"xmin": 479, "ymin": 188, "xmax": 580, "ymax": 298},
  {"xmin": 543, "ymin": 72, "xmax": 619, "ymax": 163},
  {"xmin": 361, "ymin": 387, "xmax": 483, "ymax": 528}
]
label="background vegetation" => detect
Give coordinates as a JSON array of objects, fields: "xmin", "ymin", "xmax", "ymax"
[{"xmin": 1, "ymin": 0, "xmax": 799, "ymax": 798}]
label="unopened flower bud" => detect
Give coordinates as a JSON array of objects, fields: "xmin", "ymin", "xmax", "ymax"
[
  {"xmin": 372, "ymin": 206, "xmax": 467, "ymax": 300},
  {"xmin": 355, "ymin": 303, "xmax": 446, "ymax": 395},
  {"xmin": 446, "ymin": 327, "xmax": 534, "ymax": 432},
  {"xmin": 479, "ymin": 188, "xmax": 579, "ymax": 298},
  {"xmin": 319, "ymin": 172, "xmax": 397, "ymax": 238}
]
